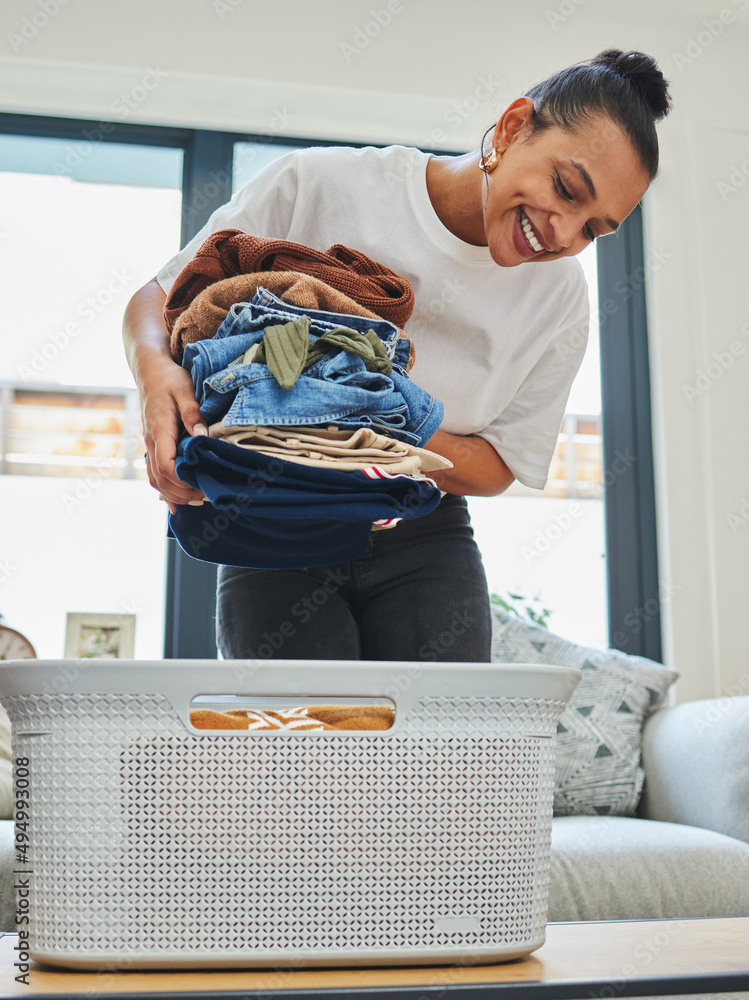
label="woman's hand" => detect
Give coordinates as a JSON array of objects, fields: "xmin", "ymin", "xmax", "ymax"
[
  {"xmin": 123, "ymin": 278, "xmax": 207, "ymax": 515},
  {"xmin": 139, "ymin": 358, "xmax": 208, "ymax": 514}
]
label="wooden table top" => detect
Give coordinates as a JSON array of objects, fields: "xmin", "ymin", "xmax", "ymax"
[{"xmin": 1, "ymin": 917, "xmax": 748, "ymax": 999}]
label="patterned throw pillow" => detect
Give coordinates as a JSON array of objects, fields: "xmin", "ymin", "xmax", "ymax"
[{"xmin": 490, "ymin": 607, "xmax": 678, "ymax": 817}]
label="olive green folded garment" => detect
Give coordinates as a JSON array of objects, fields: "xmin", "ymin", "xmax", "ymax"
[
  {"xmin": 254, "ymin": 318, "xmax": 392, "ymax": 389},
  {"xmin": 254, "ymin": 316, "xmax": 311, "ymax": 390}
]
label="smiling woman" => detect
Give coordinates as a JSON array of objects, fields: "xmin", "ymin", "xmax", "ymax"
[
  {"xmin": 426, "ymin": 50, "xmax": 670, "ymax": 266},
  {"xmin": 122, "ymin": 48, "xmax": 672, "ymax": 665},
  {"xmin": 427, "ymin": 112, "xmax": 648, "ymax": 267}
]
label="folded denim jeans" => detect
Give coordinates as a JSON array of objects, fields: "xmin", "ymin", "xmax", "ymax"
[
  {"xmin": 183, "ymin": 291, "xmax": 442, "ymax": 446},
  {"xmin": 200, "ymin": 350, "xmax": 407, "ymax": 428},
  {"xmin": 228, "ymin": 286, "xmax": 403, "ymax": 351},
  {"xmin": 185, "ymin": 287, "xmax": 413, "ymax": 379},
  {"xmin": 249, "ymin": 287, "xmax": 415, "ymax": 374}
]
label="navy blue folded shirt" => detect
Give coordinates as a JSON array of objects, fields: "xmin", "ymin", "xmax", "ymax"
[
  {"xmin": 168, "ymin": 434, "xmax": 441, "ymax": 569},
  {"xmin": 168, "ymin": 503, "xmax": 374, "ymax": 569}
]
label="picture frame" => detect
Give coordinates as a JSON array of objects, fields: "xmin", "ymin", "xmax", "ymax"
[{"xmin": 63, "ymin": 613, "xmax": 136, "ymax": 660}]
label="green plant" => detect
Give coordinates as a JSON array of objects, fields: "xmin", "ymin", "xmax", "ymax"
[{"xmin": 490, "ymin": 591, "xmax": 552, "ymax": 629}]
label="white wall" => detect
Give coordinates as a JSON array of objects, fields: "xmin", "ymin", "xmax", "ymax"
[{"xmin": 1, "ymin": 0, "xmax": 747, "ymax": 701}]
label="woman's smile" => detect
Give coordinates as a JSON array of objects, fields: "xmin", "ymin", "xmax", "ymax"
[{"xmin": 514, "ymin": 206, "xmax": 550, "ymax": 258}]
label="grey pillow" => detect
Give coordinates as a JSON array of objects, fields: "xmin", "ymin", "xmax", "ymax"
[{"xmin": 490, "ymin": 606, "xmax": 678, "ymax": 817}]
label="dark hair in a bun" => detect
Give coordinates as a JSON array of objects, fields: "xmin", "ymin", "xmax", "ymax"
[{"xmin": 524, "ymin": 49, "xmax": 672, "ymax": 178}]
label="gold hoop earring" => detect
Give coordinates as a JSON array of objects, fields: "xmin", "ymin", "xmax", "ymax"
[{"xmin": 479, "ymin": 148, "xmax": 501, "ymax": 173}]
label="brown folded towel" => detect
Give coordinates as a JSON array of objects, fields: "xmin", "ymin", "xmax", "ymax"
[
  {"xmin": 190, "ymin": 704, "xmax": 395, "ymax": 732},
  {"xmin": 164, "ymin": 229, "xmax": 414, "ymax": 333}
]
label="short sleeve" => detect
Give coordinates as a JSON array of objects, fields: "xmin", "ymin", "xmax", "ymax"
[
  {"xmin": 156, "ymin": 149, "xmax": 303, "ymax": 295},
  {"xmin": 479, "ymin": 280, "xmax": 590, "ymax": 490}
]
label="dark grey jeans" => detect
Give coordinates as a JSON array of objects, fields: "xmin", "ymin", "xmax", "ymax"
[{"xmin": 216, "ymin": 493, "xmax": 491, "ymax": 662}]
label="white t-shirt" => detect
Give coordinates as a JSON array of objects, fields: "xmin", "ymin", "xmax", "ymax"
[{"xmin": 157, "ymin": 144, "xmax": 589, "ymax": 489}]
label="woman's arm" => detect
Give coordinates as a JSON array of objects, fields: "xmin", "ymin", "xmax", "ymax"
[
  {"xmin": 425, "ymin": 429, "xmax": 515, "ymax": 497},
  {"xmin": 122, "ymin": 278, "xmax": 208, "ymax": 514}
]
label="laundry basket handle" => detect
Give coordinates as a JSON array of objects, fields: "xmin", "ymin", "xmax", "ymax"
[{"xmin": 163, "ymin": 658, "xmax": 436, "ymax": 735}]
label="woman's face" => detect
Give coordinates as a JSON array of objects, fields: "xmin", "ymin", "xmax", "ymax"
[{"xmin": 482, "ymin": 100, "xmax": 651, "ymax": 267}]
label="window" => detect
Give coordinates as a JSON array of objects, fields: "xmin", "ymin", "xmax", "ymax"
[
  {"xmin": 468, "ymin": 242, "xmax": 608, "ymax": 647},
  {"xmin": 0, "ymin": 129, "xmax": 182, "ymax": 659}
]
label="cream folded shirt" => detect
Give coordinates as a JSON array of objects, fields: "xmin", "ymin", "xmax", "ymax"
[{"xmin": 207, "ymin": 423, "xmax": 453, "ymax": 474}]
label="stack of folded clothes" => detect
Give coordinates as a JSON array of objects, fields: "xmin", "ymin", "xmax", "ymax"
[{"xmin": 163, "ymin": 230, "xmax": 451, "ymax": 569}]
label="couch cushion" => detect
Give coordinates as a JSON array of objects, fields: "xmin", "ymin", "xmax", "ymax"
[
  {"xmin": 549, "ymin": 816, "xmax": 749, "ymax": 922},
  {"xmin": 641, "ymin": 697, "xmax": 749, "ymax": 845},
  {"xmin": 491, "ymin": 607, "xmax": 678, "ymax": 816}
]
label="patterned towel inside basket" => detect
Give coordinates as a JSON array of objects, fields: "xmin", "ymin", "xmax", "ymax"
[{"xmin": 190, "ymin": 704, "xmax": 394, "ymax": 731}]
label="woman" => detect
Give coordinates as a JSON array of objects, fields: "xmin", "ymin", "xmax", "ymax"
[{"xmin": 123, "ymin": 49, "xmax": 671, "ymax": 663}]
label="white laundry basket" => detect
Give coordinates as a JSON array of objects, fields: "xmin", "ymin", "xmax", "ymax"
[{"xmin": 0, "ymin": 658, "xmax": 579, "ymax": 970}]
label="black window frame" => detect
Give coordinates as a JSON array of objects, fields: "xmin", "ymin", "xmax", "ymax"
[{"xmin": 0, "ymin": 112, "xmax": 661, "ymax": 662}]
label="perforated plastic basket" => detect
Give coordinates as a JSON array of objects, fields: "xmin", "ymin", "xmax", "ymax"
[{"xmin": 0, "ymin": 658, "xmax": 579, "ymax": 969}]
